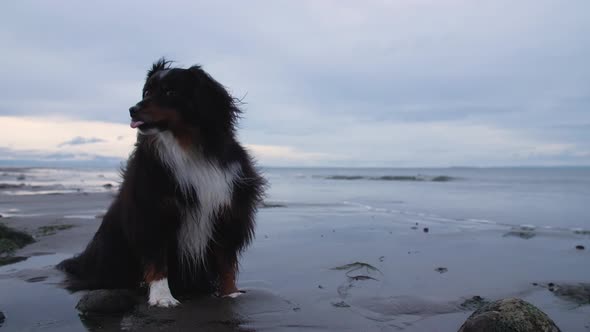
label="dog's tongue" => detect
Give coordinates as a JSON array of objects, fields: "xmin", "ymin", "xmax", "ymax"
[{"xmin": 130, "ymin": 120, "xmax": 144, "ymax": 129}]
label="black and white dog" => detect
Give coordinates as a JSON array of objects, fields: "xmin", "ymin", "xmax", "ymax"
[{"xmin": 58, "ymin": 59, "xmax": 265, "ymax": 307}]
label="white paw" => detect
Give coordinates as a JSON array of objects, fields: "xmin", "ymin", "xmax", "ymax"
[
  {"xmin": 223, "ymin": 291, "xmax": 244, "ymax": 299},
  {"xmin": 148, "ymin": 278, "xmax": 180, "ymax": 308},
  {"xmin": 149, "ymin": 294, "xmax": 180, "ymax": 307}
]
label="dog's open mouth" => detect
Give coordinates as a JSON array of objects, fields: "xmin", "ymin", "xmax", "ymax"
[
  {"xmin": 130, "ymin": 120, "xmax": 145, "ymax": 129},
  {"xmin": 130, "ymin": 120, "xmax": 164, "ymax": 132}
]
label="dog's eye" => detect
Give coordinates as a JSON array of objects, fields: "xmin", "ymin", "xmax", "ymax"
[
  {"xmin": 143, "ymin": 90, "xmax": 150, "ymax": 98},
  {"xmin": 165, "ymin": 90, "xmax": 178, "ymax": 97}
]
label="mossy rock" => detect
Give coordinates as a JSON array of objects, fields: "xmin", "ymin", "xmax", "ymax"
[
  {"xmin": 37, "ymin": 224, "xmax": 74, "ymax": 236},
  {"xmin": 458, "ymin": 298, "xmax": 561, "ymax": 332},
  {"xmin": 0, "ymin": 223, "xmax": 34, "ymax": 254},
  {"xmin": 432, "ymin": 176, "xmax": 454, "ymax": 182}
]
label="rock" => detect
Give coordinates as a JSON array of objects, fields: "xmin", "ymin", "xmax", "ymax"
[
  {"xmin": 459, "ymin": 295, "xmax": 490, "ymax": 311},
  {"xmin": 76, "ymin": 289, "xmax": 139, "ymax": 314},
  {"xmin": 0, "ymin": 223, "xmax": 35, "ymax": 255},
  {"xmin": 551, "ymin": 283, "xmax": 590, "ymax": 305},
  {"xmin": 0, "ymin": 310, "xmax": 5, "ymax": 325},
  {"xmin": 102, "ymin": 183, "xmax": 114, "ymax": 189},
  {"xmin": 432, "ymin": 176, "xmax": 454, "ymax": 182},
  {"xmin": 458, "ymin": 298, "xmax": 561, "ymax": 332},
  {"xmin": 423, "ymin": 227, "xmax": 429, "ymax": 233},
  {"xmin": 435, "ymin": 267, "xmax": 448, "ymax": 274},
  {"xmin": 504, "ymin": 228, "xmax": 536, "ymax": 239},
  {"xmin": 331, "ymin": 301, "xmax": 351, "ymax": 308},
  {"xmin": 575, "ymin": 245, "xmax": 585, "ymax": 250},
  {"xmin": 0, "ymin": 256, "xmax": 27, "ymax": 266},
  {"xmin": 17, "ymin": 174, "xmax": 25, "ymax": 181}
]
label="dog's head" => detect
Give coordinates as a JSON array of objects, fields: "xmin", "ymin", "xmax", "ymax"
[{"xmin": 129, "ymin": 58, "xmax": 240, "ymax": 142}]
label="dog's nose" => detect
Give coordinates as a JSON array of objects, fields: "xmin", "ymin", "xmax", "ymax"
[{"xmin": 129, "ymin": 105, "xmax": 139, "ymax": 117}]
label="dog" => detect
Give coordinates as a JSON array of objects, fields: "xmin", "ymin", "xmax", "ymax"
[{"xmin": 57, "ymin": 59, "xmax": 265, "ymax": 307}]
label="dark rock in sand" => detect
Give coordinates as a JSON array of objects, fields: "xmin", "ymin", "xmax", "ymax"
[
  {"xmin": 0, "ymin": 183, "xmax": 25, "ymax": 189},
  {"xmin": 331, "ymin": 301, "xmax": 351, "ymax": 308},
  {"xmin": 550, "ymin": 283, "xmax": 590, "ymax": 305},
  {"xmin": 435, "ymin": 267, "xmax": 448, "ymax": 274},
  {"xmin": 504, "ymin": 228, "xmax": 536, "ymax": 239},
  {"xmin": 423, "ymin": 227, "xmax": 429, "ymax": 233},
  {"xmin": 17, "ymin": 174, "xmax": 26, "ymax": 181},
  {"xmin": 0, "ymin": 310, "xmax": 5, "ymax": 325},
  {"xmin": 326, "ymin": 175, "xmax": 365, "ymax": 180},
  {"xmin": 0, "ymin": 223, "xmax": 35, "ymax": 255},
  {"xmin": 37, "ymin": 224, "xmax": 74, "ymax": 236},
  {"xmin": 378, "ymin": 175, "xmax": 421, "ymax": 181},
  {"xmin": 459, "ymin": 296, "xmax": 490, "ymax": 311},
  {"xmin": 432, "ymin": 176, "xmax": 454, "ymax": 182},
  {"xmin": 102, "ymin": 183, "xmax": 114, "ymax": 189},
  {"xmin": 76, "ymin": 289, "xmax": 139, "ymax": 314},
  {"xmin": 575, "ymin": 245, "xmax": 585, "ymax": 250},
  {"xmin": 458, "ymin": 298, "xmax": 561, "ymax": 332},
  {"xmin": 0, "ymin": 256, "xmax": 27, "ymax": 266}
]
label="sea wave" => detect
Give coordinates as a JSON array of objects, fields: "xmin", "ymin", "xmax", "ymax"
[{"xmin": 324, "ymin": 175, "xmax": 456, "ymax": 182}]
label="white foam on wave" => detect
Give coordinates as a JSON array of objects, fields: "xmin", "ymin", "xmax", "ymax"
[{"xmin": 63, "ymin": 215, "xmax": 97, "ymax": 220}]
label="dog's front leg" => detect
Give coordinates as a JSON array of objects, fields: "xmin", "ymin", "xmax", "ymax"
[
  {"xmin": 144, "ymin": 262, "xmax": 180, "ymax": 307},
  {"xmin": 214, "ymin": 249, "xmax": 242, "ymax": 298}
]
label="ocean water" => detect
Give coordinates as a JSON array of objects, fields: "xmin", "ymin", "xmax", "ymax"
[
  {"xmin": 1, "ymin": 166, "xmax": 589, "ymax": 230},
  {"xmin": 1, "ymin": 166, "xmax": 589, "ymax": 331}
]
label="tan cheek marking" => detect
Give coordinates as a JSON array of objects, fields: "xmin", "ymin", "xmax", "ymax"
[
  {"xmin": 143, "ymin": 105, "xmax": 192, "ymax": 149},
  {"xmin": 143, "ymin": 105, "xmax": 174, "ymax": 122}
]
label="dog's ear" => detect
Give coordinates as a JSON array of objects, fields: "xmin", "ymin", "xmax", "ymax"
[
  {"xmin": 147, "ymin": 58, "xmax": 172, "ymax": 80},
  {"xmin": 188, "ymin": 65, "xmax": 232, "ymax": 103},
  {"xmin": 188, "ymin": 65, "xmax": 241, "ymax": 130}
]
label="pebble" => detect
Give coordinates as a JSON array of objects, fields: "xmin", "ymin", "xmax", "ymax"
[
  {"xmin": 423, "ymin": 227, "xmax": 429, "ymax": 233},
  {"xmin": 435, "ymin": 267, "xmax": 448, "ymax": 273},
  {"xmin": 575, "ymin": 245, "xmax": 585, "ymax": 250}
]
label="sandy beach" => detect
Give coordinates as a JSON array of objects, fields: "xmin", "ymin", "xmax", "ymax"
[{"xmin": 1, "ymin": 168, "xmax": 589, "ymax": 331}]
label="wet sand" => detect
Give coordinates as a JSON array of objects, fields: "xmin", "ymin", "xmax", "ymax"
[{"xmin": 1, "ymin": 191, "xmax": 589, "ymax": 331}]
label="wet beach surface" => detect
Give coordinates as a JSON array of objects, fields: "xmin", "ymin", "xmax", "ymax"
[{"xmin": 1, "ymin": 167, "xmax": 589, "ymax": 331}]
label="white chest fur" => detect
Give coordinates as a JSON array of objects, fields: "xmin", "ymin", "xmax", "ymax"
[{"xmin": 153, "ymin": 132, "xmax": 240, "ymax": 268}]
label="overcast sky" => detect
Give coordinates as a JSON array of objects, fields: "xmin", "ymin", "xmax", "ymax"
[{"xmin": 1, "ymin": 0, "xmax": 589, "ymax": 167}]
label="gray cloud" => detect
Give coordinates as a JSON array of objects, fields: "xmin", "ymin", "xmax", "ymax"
[
  {"xmin": 1, "ymin": 0, "xmax": 589, "ymax": 166},
  {"xmin": 58, "ymin": 136, "xmax": 106, "ymax": 147}
]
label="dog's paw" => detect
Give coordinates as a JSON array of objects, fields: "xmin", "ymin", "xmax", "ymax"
[
  {"xmin": 148, "ymin": 278, "xmax": 180, "ymax": 308},
  {"xmin": 222, "ymin": 291, "xmax": 245, "ymax": 299},
  {"xmin": 149, "ymin": 294, "xmax": 180, "ymax": 308}
]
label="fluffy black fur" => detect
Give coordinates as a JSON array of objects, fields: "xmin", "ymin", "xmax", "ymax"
[{"xmin": 57, "ymin": 58, "xmax": 265, "ymax": 297}]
